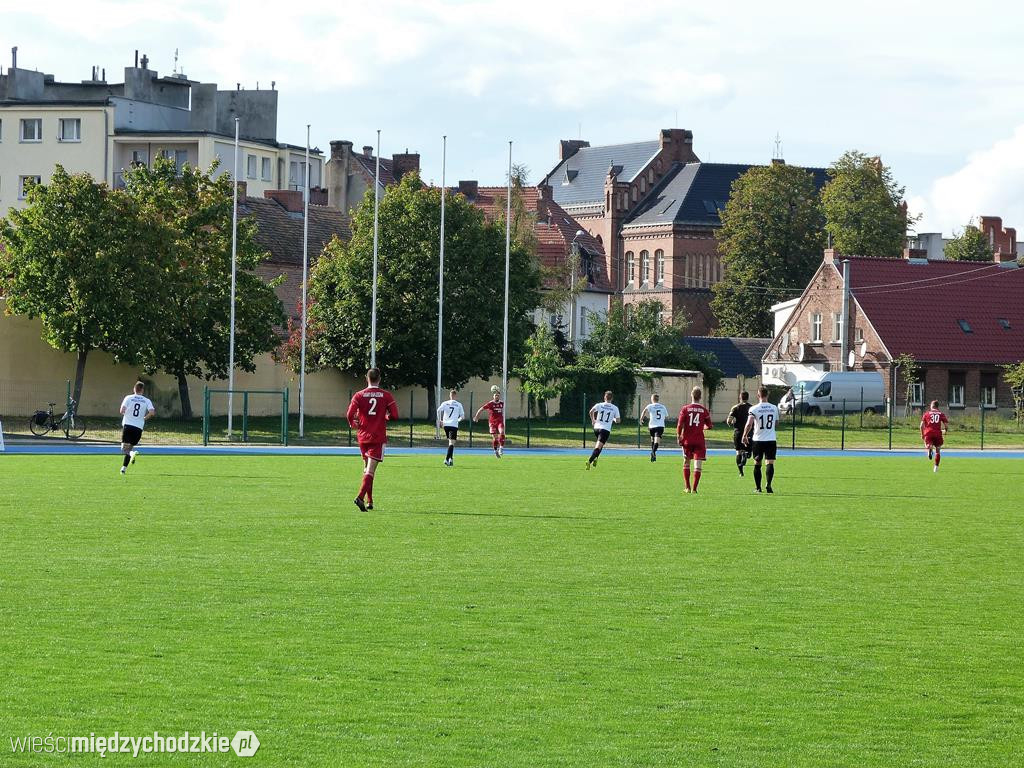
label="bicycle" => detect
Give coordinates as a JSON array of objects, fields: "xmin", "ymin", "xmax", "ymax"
[{"xmin": 29, "ymin": 400, "xmax": 87, "ymax": 439}]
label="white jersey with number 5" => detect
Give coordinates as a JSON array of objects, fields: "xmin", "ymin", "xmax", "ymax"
[
  {"xmin": 591, "ymin": 402, "xmax": 620, "ymax": 431},
  {"xmin": 121, "ymin": 394, "xmax": 154, "ymax": 429},
  {"xmin": 748, "ymin": 402, "xmax": 780, "ymax": 441},
  {"xmin": 644, "ymin": 403, "xmax": 667, "ymax": 429},
  {"xmin": 437, "ymin": 399, "xmax": 465, "ymax": 428}
]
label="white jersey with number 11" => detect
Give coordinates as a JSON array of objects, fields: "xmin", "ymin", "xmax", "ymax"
[{"xmin": 748, "ymin": 402, "xmax": 780, "ymax": 441}]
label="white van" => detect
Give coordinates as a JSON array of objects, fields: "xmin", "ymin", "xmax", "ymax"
[{"xmin": 781, "ymin": 371, "xmax": 885, "ymax": 416}]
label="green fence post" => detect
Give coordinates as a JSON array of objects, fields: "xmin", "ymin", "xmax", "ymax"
[
  {"xmin": 860, "ymin": 387, "xmax": 864, "ymax": 428},
  {"xmin": 468, "ymin": 392, "xmax": 474, "ymax": 448},
  {"xmin": 888, "ymin": 396, "xmax": 893, "ymax": 450},
  {"xmin": 242, "ymin": 391, "xmax": 249, "ymax": 443},
  {"xmin": 637, "ymin": 394, "xmax": 642, "ymax": 449},
  {"xmin": 347, "ymin": 389, "xmax": 353, "ymax": 446},
  {"xmin": 409, "ymin": 390, "xmax": 414, "ymax": 447},
  {"xmin": 282, "ymin": 388, "xmax": 289, "ymax": 446},
  {"xmin": 526, "ymin": 397, "xmax": 531, "ymax": 449},
  {"xmin": 203, "ymin": 386, "xmax": 210, "ymax": 446},
  {"xmin": 980, "ymin": 401, "xmax": 985, "ymax": 450},
  {"xmin": 841, "ymin": 399, "xmax": 846, "ymax": 451},
  {"xmin": 582, "ymin": 392, "xmax": 587, "ymax": 449},
  {"xmin": 791, "ymin": 396, "xmax": 796, "ymax": 450}
]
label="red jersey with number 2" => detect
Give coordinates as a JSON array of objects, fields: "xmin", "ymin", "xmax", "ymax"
[
  {"xmin": 347, "ymin": 387, "xmax": 399, "ymax": 444},
  {"xmin": 678, "ymin": 403, "xmax": 712, "ymax": 445},
  {"xmin": 921, "ymin": 408, "xmax": 947, "ymax": 438}
]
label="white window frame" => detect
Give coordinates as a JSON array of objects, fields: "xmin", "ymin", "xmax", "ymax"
[
  {"xmin": 982, "ymin": 385, "xmax": 997, "ymax": 408},
  {"xmin": 910, "ymin": 382, "xmax": 924, "ymax": 406},
  {"xmin": 811, "ymin": 313, "xmax": 822, "ymax": 343},
  {"xmin": 261, "ymin": 157, "xmax": 272, "ymax": 181},
  {"xmin": 579, "ymin": 306, "xmax": 587, "ymax": 338},
  {"xmin": 131, "ymin": 150, "xmax": 148, "ymax": 166},
  {"xmin": 656, "ymin": 249, "xmax": 665, "ymax": 284},
  {"xmin": 247, "ymin": 154, "xmax": 258, "ymax": 180},
  {"xmin": 832, "ymin": 313, "xmax": 842, "ymax": 342},
  {"xmin": 18, "ymin": 175, "xmax": 41, "ymax": 199},
  {"xmin": 640, "ymin": 250, "xmax": 650, "ymax": 285},
  {"xmin": 949, "ymin": 379, "xmax": 965, "ymax": 407},
  {"xmin": 59, "ymin": 118, "xmax": 81, "ymax": 142},
  {"xmin": 626, "ymin": 252, "xmax": 635, "ymax": 285},
  {"xmin": 20, "ymin": 118, "xmax": 42, "ymax": 143}
]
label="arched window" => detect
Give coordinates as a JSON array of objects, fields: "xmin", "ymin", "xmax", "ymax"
[
  {"xmin": 626, "ymin": 251, "xmax": 635, "ymax": 285},
  {"xmin": 640, "ymin": 250, "xmax": 650, "ymax": 285},
  {"xmin": 655, "ymin": 249, "xmax": 665, "ymax": 284},
  {"xmin": 639, "ymin": 178, "xmax": 646, "ymax": 194},
  {"xmin": 631, "ymin": 186, "xmax": 638, "ymax": 202}
]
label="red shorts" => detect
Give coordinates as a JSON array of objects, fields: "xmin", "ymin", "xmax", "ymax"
[
  {"xmin": 359, "ymin": 442, "xmax": 385, "ymax": 462},
  {"xmin": 682, "ymin": 442, "xmax": 707, "ymax": 460},
  {"xmin": 923, "ymin": 433, "xmax": 943, "ymax": 448},
  {"xmin": 489, "ymin": 422, "xmax": 504, "ymax": 435}
]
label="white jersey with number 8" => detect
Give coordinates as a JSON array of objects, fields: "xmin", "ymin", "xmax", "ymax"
[
  {"xmin": 748, "ymin": 402, "xmax": 780, "ymax": 442},
  {"xmin": 121, "ymin": 394, "xmax": 154, "ymax": 429}
]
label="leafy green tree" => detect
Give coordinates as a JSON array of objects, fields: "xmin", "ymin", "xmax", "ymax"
[
  {"xmin": 944, "ymin": 224, "xmax": 994, "ymax": 262},
  {"xmin": 712, "ymin": 163, "xmax": 826, "ymax": 337},
  {"xmin": 1002, "ymin": 361, "xmax": 1024, "ymax": 427},
  {"xmin": 0, "ymin": 166, "xmax": 162, "ymax": 405},
  {"xmin": 515, "ymin": 323, "xmax": 567, "ymax": 413},
  {"xmin": 122, "ymin": 158, "xmax": 284, "ymax": 418},
  {"xmin": 893, "ymin": 352, "xmax": 919, "ymax": 416},
  {"xmin": 297, "ymin": 172, "xmax": 541, "ymax": 413},
  {"xmin": 821, "ymin": 151, "xmax": 910, "ymax": 258}
]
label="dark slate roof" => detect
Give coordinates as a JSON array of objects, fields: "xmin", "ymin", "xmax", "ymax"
[
  {"xmin": 625, "ymin": 162, "xmax": 829, "ymax": 228},
  {"xmin": 542, "ymin": 140, "xmax": 660, "ymax": 210},
  {"xmin": 240, "ymin": 197, "xmax": 350, "ymax": 266},
  {"xmin": 683, "ymin": 336, "xmax": 772, "ymax": 377}
]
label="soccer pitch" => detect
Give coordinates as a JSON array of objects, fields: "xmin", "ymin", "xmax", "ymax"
[{"xmin": 2, "ymin": 453, "xmax": 1022, "ymax": 766}]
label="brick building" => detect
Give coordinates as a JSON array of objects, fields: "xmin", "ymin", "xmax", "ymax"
[
  {"xmin": 325, "ymin": 140, "xmax": 420, "ymax": 215},
  {"xmin": 541, "ymin": 129, "xmax": 827, "ymax": 333},
  {"xmin": 762, "ymin": 246, "xmax": 1024, "ymax": 412}
]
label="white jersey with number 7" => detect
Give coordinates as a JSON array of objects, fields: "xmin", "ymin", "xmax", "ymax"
[
  {"xmin": 748, "ymin": 402, "xmax": 780, "ymax": 441},
  {"xmin": 437, "ymin": 399, "xmax": 465, "ymax": 428}
]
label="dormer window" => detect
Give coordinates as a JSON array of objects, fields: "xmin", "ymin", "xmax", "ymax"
[
  {"xmin": 957, "ymin": 319, "xmax": 972, "ymax": 333},
  {"xmin": 998, "ymin": 318, "xmax": 1011, "ymax": 330}
]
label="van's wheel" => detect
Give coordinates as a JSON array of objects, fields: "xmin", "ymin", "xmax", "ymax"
[
  {"xmin": 807, "ymin": 406, "xmax": 821, "ymax": 416},
  {"xmin": 863, "ymin": 407, "xmax": 876, "ymax": 415}
]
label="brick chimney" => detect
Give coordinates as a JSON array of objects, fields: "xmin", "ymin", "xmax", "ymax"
[
  {"xmin": 362, "ymin": 145, "xmax": 373, "ymax": 158},
  {"xmin": 391, "ymin": 150, "xmax": 420, "ymax": 182},
  {"xmin": 265, "ymin": 189, "xmax": 304, "ymax": 213},
  {"xmin": 538, "ymin": 183, "xmax": 552, "ymax": 202},
  {"xmin": 235, "ymin": 181, "xmax": 247, "ymax": 199},
  {"xmin": 559, "ymin": 139, "xmax": 589, "ymax": 160},
  {"xmin": 327, "ymin": 140, "xmax": 352, "ymax": 212},
  {"xmin": 823, "ymin": 248, "xmax": 838, "ymax": 264},
  {"xmin": 902, "ymin": 248, "xmax": 928, "ymax": 260},
  {"xmin": 659, "ymin": 128, "xmax": 698, "ymax": 163},
  {"xmin": 458, "ymin": 180, "xmax": 478, "ymax": 200},
  {"xmin": 979, "ymin": 216, "xmax": 1017, "ymax": 257}
]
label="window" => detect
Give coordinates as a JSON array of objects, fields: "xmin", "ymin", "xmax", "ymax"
[
  {"xmin": 626, "ymin": 252, "xmax": 635, "ymax": 285},
  {"xmin": 957, "ymin": 319, "xmax": 972, "ymax": 333},
  {"xmin": 131, "ymin": 150, "xmax": 147, "ymax": 166},
  {"xmin": 856, "ymin": 327, "xmax": 864, "ymax": 342},
  {"xmin": 949, "ymin": 371, "xmax": 966, "ymax": 407},
  {"xmin": 640, "ymin": 250, "xmax": 650, "ymax": 285},
  {"xmin": 655, "ymin": 249, "xmax": 664, "ymax": 284},
  {"xmin": 161, "ymin": 149, "xmax": 188, "ymax": 173},
  {"xmin": 981, "ymin": 372, "xmax": 997, "ymax": 408},
  {"xmin": 579, "ymin": 306, "xmax": 587, "ymax": 338},
  {"xmin": 910, "ymin": 381, "xmax": 924, "ymax": 406},
  {"xmin": 813, "ymin": 381, "xmax": 832, "ymax": 397},
  {"xmin": 20, "ymin": 118, "xmax": 42, "ymax": 142},
  {"xmin": 0, "ymin": 118, "xmax": 3, "ymax": 141},
  {"xmin": 832, "ymin": 313, "xmax": 842, "ymax": 342},
  {"xmin": 289, "ymin": 160, "xmax": 300, "ymax": 187},
  {"xmin": 18, "ymin": 175, "xmax": 41, "ymax": 199},
  {"xmin": 59, "ymin": 118, "xmax": 81, "ymax": 142},
  {"xmin": 247, "ymin": 154, "xmax": 258, "ymax": 179},
  {"xmin": 261, "ymin": 157, "xmax": 272, "ymax": 181},
  {"xmin": 998, "ymin": 318, "xmax": 1011, "ymax": 330},
  {"xmin": 811, "ymin": 313, "xmax": 822, "ymax": 343}
]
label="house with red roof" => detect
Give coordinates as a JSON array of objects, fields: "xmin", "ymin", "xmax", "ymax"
[
  {"xmin": 762, "ymin": 245, "xmax": 1024, "ymax": 412},
  {"xmin": 324, "ymin": 139, "xmax": 420, "ymax": 216},
  {"xmin": 455, "ymin": 180, "xmax": 613, "ymax": 347}
]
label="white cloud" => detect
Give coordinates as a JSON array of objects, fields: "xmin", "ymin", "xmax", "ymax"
[{"xmin": 912, "ymin": 125, "xmax": 1024, "ymax": 235}]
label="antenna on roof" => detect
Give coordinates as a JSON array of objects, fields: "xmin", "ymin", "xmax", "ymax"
[
  {"xmin": 173, "ymin": 47, "xmax": 179, "ymax": 74},
  {"xmin": 675, "ymin": 109, "xmax": 678, "ymax": 128},
  {"xmin": 773, "ymin": 132, "xmax": 783, "ymax": 160}
]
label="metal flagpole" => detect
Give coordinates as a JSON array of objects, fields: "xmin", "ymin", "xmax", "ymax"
[
  {"xmin": 299, "ymin": 124, "xmax": 310, "ymax": 438},
  {"xmin": 435, "ymin": 135, "xmax": 447, "ymax": 438},
  {"xmin": 370, "ymin": 129, "xmax": 381, "ymax": 369},
  {"xmin": 228, "ymin": 116, "xmax": 239, "ymax": 437},
  {"xmin": 501, "ymin": 141, "xmax": 512, "ymax": 435}
]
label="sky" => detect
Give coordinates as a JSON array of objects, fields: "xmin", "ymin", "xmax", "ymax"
[{"xmin": 4, "ymin": 0, "xmax": 1023, "ymax": 236}]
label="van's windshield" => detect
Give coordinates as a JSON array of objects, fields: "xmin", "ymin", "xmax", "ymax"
[{"xmin": 790, "ymin": 381, "xmax": 819, "ymax": 398}]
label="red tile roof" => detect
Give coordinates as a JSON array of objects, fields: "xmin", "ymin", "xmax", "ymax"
[
  {"xmin": 353, "ymin": 153, "xmax": 396, "ymax": 187},
  {"xmin": 464, "ymin": 186, "xmax": 612, "ymax": 293},
  {"xmin": 844, "ymin": 256, "xmax": 1024, "ymax": 363}
]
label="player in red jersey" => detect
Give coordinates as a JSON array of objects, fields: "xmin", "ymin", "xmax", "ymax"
[
  {"xmin": 920, "ymin": 399, "xmax": 948, "ymax": 473},
  {"xmin": 677, "ymin": 386, "xmax": 713, "ymax": 493},
  {"xmin": 474, "ymin": 388, "xmax": 506, "ymax": 458},
  {"xmin": 346, "ymin": 368, "xmax": 399, "ymax": 511}
]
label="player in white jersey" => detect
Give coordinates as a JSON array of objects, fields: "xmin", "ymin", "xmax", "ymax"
[
  {"xmin": 436, "ymin": 389, "xmax": 465, "ymax": 467},
  {"xmin": 741, "ymin": 386, "xmax": 780, "ymax": 494},
  {"xmin": 586, "ymin": 391, "xmax": 621, "ymax": 470},
  {"xmin": 118, "ymin": 381, "xmax": 155, "ymax": 475},
  {"xmin": 640, "ymin": 393, "xmax": 669, "ymax": 462}
]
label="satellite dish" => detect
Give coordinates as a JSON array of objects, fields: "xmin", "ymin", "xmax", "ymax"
[
  {"xmin": 848, "ymin": 350, "xmax": 856, "ymax": 368},
  {"xmin": 797, "ymin": 342, "xmax": 806, "ymax": 362},
  {"xmin": 860, "ymin": 341, "xmax": 868, "ymax": 357}
]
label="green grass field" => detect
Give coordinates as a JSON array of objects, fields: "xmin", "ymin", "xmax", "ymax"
[{"xmin": 1, "ymin": 452, "xmax": 1022, "ymax": 766}]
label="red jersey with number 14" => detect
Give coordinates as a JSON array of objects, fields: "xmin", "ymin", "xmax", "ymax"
[
  {"xmin": 921, "ymin": 408, "xmax": 948, "ymax": 437},
  {"xmin": 347, "ymin": 387, "xmax": 399, "ymax": 444},
  {"xmin": 678, "ymin": 403, "xmax": 712, "ymax": 445}
]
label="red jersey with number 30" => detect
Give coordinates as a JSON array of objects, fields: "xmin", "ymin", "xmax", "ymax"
[
  {"xmin": 921, "ymin": 408, "xmax": 948, "ymax": 437},
  {"xmin": 347, "ymin": 387, "xmax": 399, "ymax": 444},
  {"xmin": 678, "ymin": 403, "xmax": 712, "ymax": 445}
]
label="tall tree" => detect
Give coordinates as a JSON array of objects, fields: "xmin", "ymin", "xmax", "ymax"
[
  {"xmin": 293, "ymin": 172, "xmax": 541, "ymax": 413},
  {"xmin": 515, "ymin": 323, "xmax": 567, "ymax": 414},
  {"xmin": 821, "ymin": 150, "xmax": 909, "ymax": 258},
  {"xmin": 122, "ymin": 158, "xmax": 284, "ymax": 417},
  {"xmin": 712, "ymin": 163, "xmax": 826, "ymax": 337},
  {"xmin": 0, "ymin": 167, "xmax": 161, "ymax": 405},
  {"xmin": 944, "ymin": 224, "xmax": 994, "ymax": 262}
]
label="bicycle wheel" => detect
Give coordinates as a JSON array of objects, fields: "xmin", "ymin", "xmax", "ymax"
[
  {"xmin": 62, "ymin": 414, "xmax": 87, "ymax": 440},
  {"xmin": 29, "ymin": 415, "xmax": 51, "ymax": 437}
]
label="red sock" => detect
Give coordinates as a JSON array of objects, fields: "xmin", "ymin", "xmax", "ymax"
[
  {"xmin": 365, "ymin": 473, "xmax": 374, "ymax": 503},
  {"xmin": 357, "ymin": 474, "xmax": 370, "ymax": 500},
  {"xmin": 935, "ymin": 452, "xmax": 941, "ymax": 466},
  {"xmin": 492, "ymin": 438, "xmax": 499, "ymax": 450},
  {"xmin": 683, "ymin": 466, "xmax": 691, "ymax": 490},
  {"xmin": 693, "ymin": 470, "xmax": 702, "ymax": 491}
]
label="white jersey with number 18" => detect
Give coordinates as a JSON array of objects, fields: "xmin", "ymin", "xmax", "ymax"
[
  {"xmin": 437, "ymin": 399, "xmax": 465, "ymax": 428},
  {"xmin": 748, "ymin": 402, "xmax": 780, "ymax": 442}
]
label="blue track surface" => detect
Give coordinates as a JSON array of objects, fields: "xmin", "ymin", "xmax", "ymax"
[{"xmin": 3, "ymin": 441, "xmax": 1023, "ymax": 459}]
